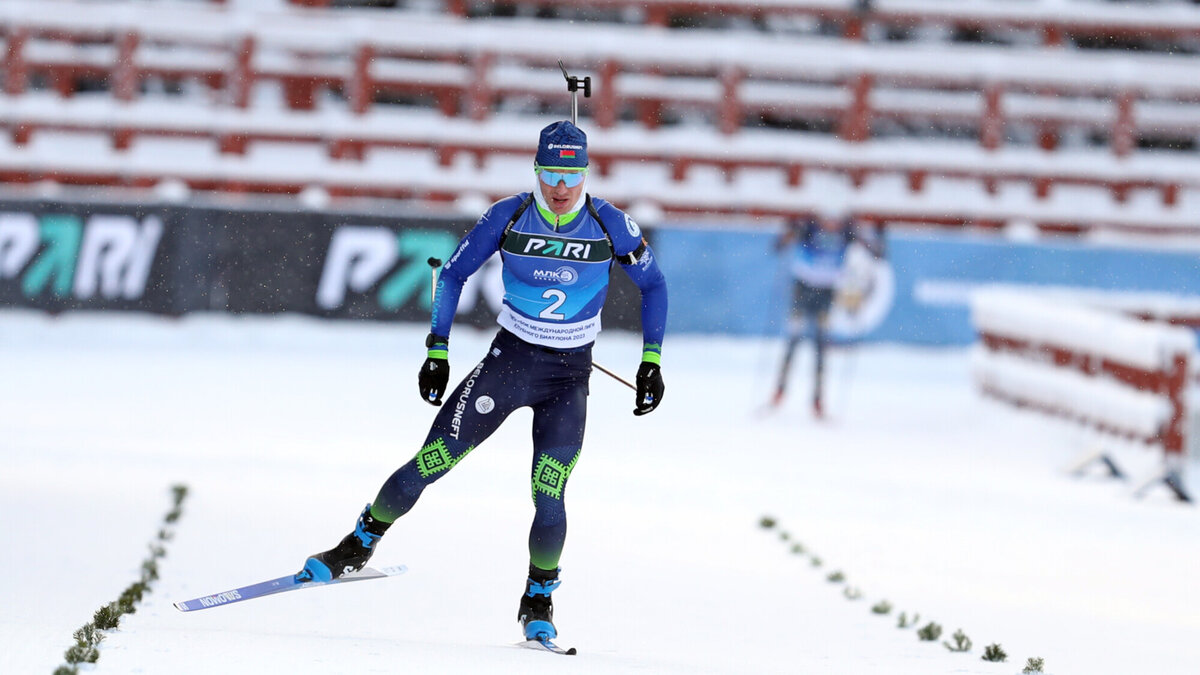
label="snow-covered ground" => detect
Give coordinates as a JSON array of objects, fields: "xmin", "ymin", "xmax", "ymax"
[{"xmin": 2, "ymin": 311, "xmax": 1197, "ymax": 675}]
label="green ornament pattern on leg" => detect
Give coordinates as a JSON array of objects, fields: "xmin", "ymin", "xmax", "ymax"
[
  {"xmin": 416, "ymin": 438, "xmax": 475, "ymax": 478},
  {"xmin": 531, "ymin": 450, "xmax": 581, "ymax": 502}
]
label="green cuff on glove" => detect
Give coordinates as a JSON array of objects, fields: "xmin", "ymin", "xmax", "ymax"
[{"xmin": 425, "ymin": 332, "xmax": 449, "ymax": 359}]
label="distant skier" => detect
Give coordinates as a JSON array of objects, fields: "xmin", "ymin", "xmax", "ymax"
[
  {"xmin": 297, "ymin": 120, "xmax": 668, "ymax": 646},
  {"xmin": 771, "ymin": 208, "xmax": 883, "ymax": 417}
]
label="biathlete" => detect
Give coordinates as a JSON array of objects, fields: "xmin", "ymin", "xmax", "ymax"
[
  {"xmin": 771, "ymin": 209, "xmax": 882, "ymax": 417},
  {"xmin": 296, "ymin": 120, "xmax": 669, "ymax": 644}
]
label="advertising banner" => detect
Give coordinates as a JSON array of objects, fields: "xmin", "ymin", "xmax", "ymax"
[
  {"xmin": 655, "ymin": 225, "xmax": 1200, "ymax": 345},
  {"xmin": 9, "ymin": 198, "xmax": 1194, "ymax": 346},
  {"xmin": 0, "ymin": 199, "xmax": 645, "ymax": 333},
  {"xmin": 878, "ymin": 231, "xmax": 1200, "ymax": 345},
  {"xmin": 0, "ymin": 201, "xmax": 187, "ymax": 314}
]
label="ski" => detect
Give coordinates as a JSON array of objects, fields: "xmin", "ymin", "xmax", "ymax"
[
  {"xmin": 173, "ymin": 565, "xmax": 407, "ymax": 612},
  {"xmin": 517, "ymin": 637, "xmax": 577, "ymax": 656}
]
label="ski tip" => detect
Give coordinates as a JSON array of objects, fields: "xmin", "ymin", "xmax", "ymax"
[{"xmin": 565, "ymin": 646, "xmax": 578, "ymax": 655}]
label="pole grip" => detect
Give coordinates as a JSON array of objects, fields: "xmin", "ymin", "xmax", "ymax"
[{"xmin": 427, "ymin": 257, "xmax": 442, "ymax": 307}]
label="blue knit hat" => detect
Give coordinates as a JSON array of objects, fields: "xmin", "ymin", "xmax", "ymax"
[{"xmin": 535, "ymin": 120, "xmax": 588, "ymax": 169}]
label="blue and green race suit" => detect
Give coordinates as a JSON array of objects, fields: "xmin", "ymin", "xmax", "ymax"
[{"xmin": 371, "ymin": 190, "xmax": 667, "ymax": 571}]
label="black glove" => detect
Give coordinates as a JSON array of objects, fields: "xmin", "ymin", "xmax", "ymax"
[
  {"xmin": 419, "ymin": 334, "xmax": 450, "ymax": 406},
  {"xmin": 634, "ymin": 362, "xmax": 664, "ymax": 416}
]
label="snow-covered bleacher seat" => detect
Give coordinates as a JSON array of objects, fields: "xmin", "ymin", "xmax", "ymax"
[
  {"xmin": 971, "ymin": 286, "xmax": 1196, "ymax": 501},
  {"xmin": 2, "ymin": 0, "xmax": 1200, "ymax": 234}
]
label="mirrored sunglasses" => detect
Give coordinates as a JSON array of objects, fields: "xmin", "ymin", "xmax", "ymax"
[{"xmin": 536, "ymin": 166, "xmax": 588, "ymax": 188}]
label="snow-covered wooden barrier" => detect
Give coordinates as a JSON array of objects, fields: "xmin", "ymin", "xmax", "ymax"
[{"xmin": 970, "ymin": 288, "xmax": 1195, "ymax": 502}]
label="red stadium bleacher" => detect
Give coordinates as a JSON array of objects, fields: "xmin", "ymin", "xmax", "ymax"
[
  {"xmin": 2, "ymin": 0, "xmax": 1200, "ymax": 235},
  {"xmin": 440, "ymin": 0, "xmax": 1200, "ymax": 45}
]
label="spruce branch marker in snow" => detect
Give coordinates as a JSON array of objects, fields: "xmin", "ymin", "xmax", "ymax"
[
  {"xmin": 981, "ymin": 643, "xmax": 1007, "ymax": 662},
  {"xmin": 943, "ymin": 628, "xmax": 972, "ymax": 652},
  {"xmin": 917, "ymin": 622, "xmax": 943, "ymax": 642},
  {"xmin": 54, "ymin": 483, "xmax": 189, "ymax": 675},
  {"xmin": 757, "ymin": 518, "xmax": 1019, "ymax": 665}
]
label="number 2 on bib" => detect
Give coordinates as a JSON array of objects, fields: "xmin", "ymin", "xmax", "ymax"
[{"xmin": 540, "ymin": 289, "xmax": 567, "ymax": 319}]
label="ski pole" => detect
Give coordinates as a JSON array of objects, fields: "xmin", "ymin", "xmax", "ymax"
[
  {"xmin": 557, "ymin": 61, "xmax": 634, "ymax": 392},
  {"xmin": 593, "ymin": 361, "xmax": 636, "ymax": 391},
  {"xmin": 427, "ymin": 256, "xmax": 442, "ymax": 306}
]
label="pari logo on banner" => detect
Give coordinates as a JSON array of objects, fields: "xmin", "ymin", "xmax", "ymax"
[
  {"xmin": 316, "ymin": 225, "xmax": 504, "ymax": 314},
  {"xmin": 0, "ymin": 212, "xmax": 163, "ymax": 301}
]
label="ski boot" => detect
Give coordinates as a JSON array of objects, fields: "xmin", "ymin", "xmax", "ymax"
[
  {"xmin": 770, "ymin": 386, "xmax": 785, "ymax": 408},
  {"xmin": 518, "ymin": 565, "xmax": 561, "ymax": 640},
  {"xmin": 297, "ymin": 504, "xmax": 390, "ymax": 583}
]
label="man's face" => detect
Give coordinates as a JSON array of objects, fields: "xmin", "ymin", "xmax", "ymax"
[{"xmin": 536, "ymin": 167, "xmax": 587, "ymax": 216}]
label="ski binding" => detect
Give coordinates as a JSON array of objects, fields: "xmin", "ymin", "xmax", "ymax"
[{"xmin": 517, "ymin": 636, "xmax": 577, "ymax": 655}]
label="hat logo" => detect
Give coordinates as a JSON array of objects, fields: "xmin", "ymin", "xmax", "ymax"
[{"xmin": 560, "ymin": 150, "xmax": 576, "ymax": 158}]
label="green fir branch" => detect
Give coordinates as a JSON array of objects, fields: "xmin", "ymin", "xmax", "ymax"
[
  {"xmin": 72, "ymin": 625, "xmax": 105, "ymax": 646},
  {"xmin": 982, "ymin": 643, "xmax": 1008, "ymax": 662},
  {"xmin": 63, "ymin": 641, "xmax": 99, "ymax": 665},
  {"xmin": 943, "ymin": 628, "xmax": 972, "ymax": 652},
  {"xmin": 141, "ymin": 557, "xmax": 160, "ymax": 583},
  {"xmin": 57, "ymin": 483, "xmax": 189, "ymax": 674},
  {"xmin": 92, "ymin": 603, "xmax": 122, "ymax": 630},
  {"xmin": 753, "ymin": 518, "xmax": 1016, "ymax": 668}
]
